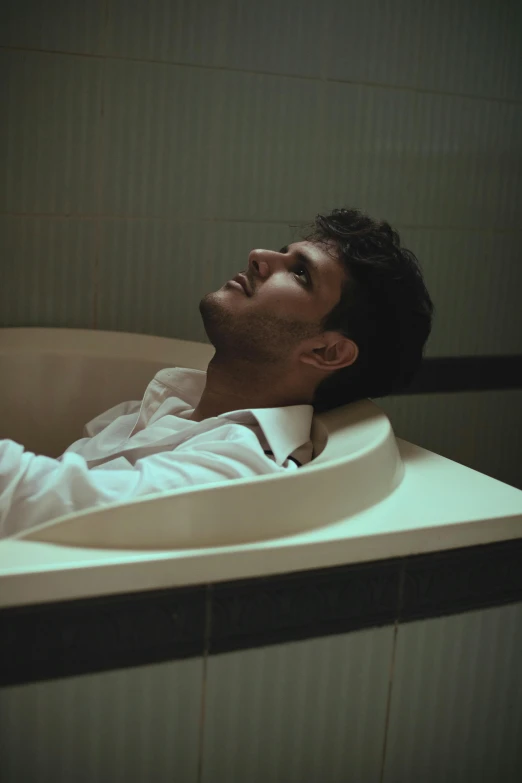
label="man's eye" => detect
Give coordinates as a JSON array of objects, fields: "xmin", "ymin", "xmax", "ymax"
[{"xmin": 293, "ymin": 265, "xmax": 309, "ymax": 285}]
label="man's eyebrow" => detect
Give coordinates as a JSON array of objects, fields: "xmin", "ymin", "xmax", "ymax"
[{"xmin": 279, "ymin": 244, "xmax": 319, "ymax": 284}]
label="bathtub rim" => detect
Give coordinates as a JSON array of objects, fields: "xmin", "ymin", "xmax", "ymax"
[
  {"xmin": 1, "ymin": 437, "xmax": 522, "ymax": 610},
  {"xmin": 0, "ymin": 326, "xmax": 405, "ymax": 549}
]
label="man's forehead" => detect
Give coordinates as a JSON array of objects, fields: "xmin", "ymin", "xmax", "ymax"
[{"xmin": 291, "ymin": 239, "xmax": 339, "ymax": 265}]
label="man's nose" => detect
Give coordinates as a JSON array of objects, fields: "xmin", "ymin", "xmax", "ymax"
[{"xmin": 247, "ymin": 249, "xmax": 281, "ymax": 279}]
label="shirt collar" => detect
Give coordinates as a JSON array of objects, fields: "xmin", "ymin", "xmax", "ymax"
[{"xmin": 154, "ymin": 367, "xmax": 313, "ymax": 467}]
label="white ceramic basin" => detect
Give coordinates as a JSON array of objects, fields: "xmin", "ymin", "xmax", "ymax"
[{"xmin": 0, "ymin": 328, "xmax": 403, "ymax": 549}]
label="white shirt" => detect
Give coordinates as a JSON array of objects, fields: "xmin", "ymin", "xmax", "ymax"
[{"xmin": 0, "ymin": 367, "xmax": 314, "ymax": 538}]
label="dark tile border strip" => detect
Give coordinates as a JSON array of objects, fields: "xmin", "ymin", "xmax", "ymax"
[
  {"xmin": 208, "ymin": 556, "xmax": 402, "ymax": 655},
  {"xmin": 209, "ymin": 537, "xmax": 522, "ymax": 654},
  {"xmin": 0, "ymin": 583, "xmax": 207, "ymax": 687},
  {"xmin": 398, "ymin": 355, "xmax": 522, "ymax": 394},
  {"xmin": 399, "ymin": 537, "xmax": 522, "ymax": 622},
  {"xmin": 1, "ymin": 537, "xmax": 522, "ymax": 687}
]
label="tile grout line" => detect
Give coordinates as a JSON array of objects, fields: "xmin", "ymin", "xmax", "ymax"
[
  {"xmin": 2, "ymin": 213, "xmax": 522, "ymax": 234},
  {"xmin": 90, "ymin": 0, "xmax": 109, "ymax": 330},
  {"xmin": 379, "ymin": 567, "xmax": 406, "ymax": 783},
  {"xmin": 2, "ymin": 44, "xmax": 521, "ymax": 107},
  {"xmin": 196, "ymin": 585, "xmax": 213, "ymax": 783}
]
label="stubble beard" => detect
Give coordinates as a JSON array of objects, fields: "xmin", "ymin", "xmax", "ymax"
[{"xmin": 199, "ymin": 292, "xmax": 320, "ymax": 366}]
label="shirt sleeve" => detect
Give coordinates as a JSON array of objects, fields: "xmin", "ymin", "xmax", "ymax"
[
  {"xmin": 0, "ymin": 426, "xmax": 294, "ymax": 539},
  {"xmin": 65, "ymin": 401, "xmax": 143, "ymax": 455},
  {"xmin": 83, "ymin": 400, "xmax": 142, "ymax": 437}
]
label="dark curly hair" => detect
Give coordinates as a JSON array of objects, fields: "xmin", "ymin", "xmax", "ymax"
[{"xmin": 297, "ymin": 207, "xmax": 434, "ymax": 413}]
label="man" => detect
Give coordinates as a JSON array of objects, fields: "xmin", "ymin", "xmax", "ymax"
[{"xmin": 0, "ymin": 208, "xmax": 433, "ymax": 538}]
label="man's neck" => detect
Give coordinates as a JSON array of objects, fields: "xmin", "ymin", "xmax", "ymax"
[{"xmin": 189, "ymin": 358, "xmax": 310, "ymax": 421}]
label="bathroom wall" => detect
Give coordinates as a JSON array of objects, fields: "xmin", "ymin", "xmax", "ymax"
[
  {"xmin": 1, "ymin": 0, "xmax": 521, "ymax": 487},
  {"xmin": 2, "ymin": 601, "xmax": 522, "ymax": 782}
]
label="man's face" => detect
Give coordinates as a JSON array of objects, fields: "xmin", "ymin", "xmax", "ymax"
[{"xmin": 199, "ymin": 240, "xmax": 347, "ymax": 364}]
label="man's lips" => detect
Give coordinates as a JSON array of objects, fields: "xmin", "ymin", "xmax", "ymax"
[{"xmin": 232, "ymin": 273, "xmax": 252, "ymax": 296}]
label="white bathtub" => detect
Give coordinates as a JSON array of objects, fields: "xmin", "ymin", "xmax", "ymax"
[{"xmin": 1, "ymin": 328, "xmax": 522, "ymax": 608}]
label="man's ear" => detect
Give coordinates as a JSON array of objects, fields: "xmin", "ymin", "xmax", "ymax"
[{"xmin": 300, "ymin": 332, "xmax": 358, "ymax": 372}]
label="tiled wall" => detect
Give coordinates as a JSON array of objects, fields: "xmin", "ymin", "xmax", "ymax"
[
  {"xmin": 2, "ymin": 602, "xmax": 522, "ymax": 782},
  {"xmin": 1, "ymin": 0, "xmax": 521, "ymax": 485}
]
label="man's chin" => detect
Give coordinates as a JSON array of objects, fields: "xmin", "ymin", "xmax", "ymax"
[{"xmin": 198, "ymin": 294, "xmax": 235, "ymax": 344}]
